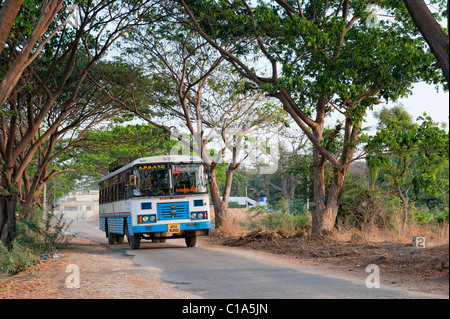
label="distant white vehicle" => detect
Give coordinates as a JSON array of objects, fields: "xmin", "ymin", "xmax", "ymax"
[
  {"xmin": 98, "ymin": 155, "xmax": 211, "ymax": 249},
  {"xmin": 227, "ymin": 197, "xmax": 256, "ymax": 207}
]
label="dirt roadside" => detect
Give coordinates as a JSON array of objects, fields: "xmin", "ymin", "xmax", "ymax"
[
  {"xmin": 0, "ymin": 225, "xmax": 448, "ymax": 299},
  {"xmin": 0, "ymin": 236, "xmax": 200, "ymax": 299}
]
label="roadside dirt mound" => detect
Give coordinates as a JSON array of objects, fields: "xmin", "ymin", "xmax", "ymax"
[{"xmin": 211, "ymin": 229, "xmax": 449, "ymax": 296}]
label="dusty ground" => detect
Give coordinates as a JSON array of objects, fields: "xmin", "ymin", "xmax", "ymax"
[
  {"xmin": 1, "ymin": 231, "xmax": 448, "ymax": 299},
  {"xmin": 0, "ymin": 236, "xmax": 200, "ymax": 299},
  {"xmin": 0, "ymin": 209, "xmax": 448, "ymax": 298}
]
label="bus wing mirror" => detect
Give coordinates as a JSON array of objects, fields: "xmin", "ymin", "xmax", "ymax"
[{"xmin": 129, "ymin": 174, "xmax": 137, "ymax": 187}]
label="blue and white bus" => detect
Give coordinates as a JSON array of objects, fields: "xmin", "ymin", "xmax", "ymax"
[{"xmin": 98, "ymin": 155, "xmax": 211, "ymax": 249}]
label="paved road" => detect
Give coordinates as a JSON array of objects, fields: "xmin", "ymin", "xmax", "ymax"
[{"xmin": 68, "ymin": 220, "xmax": 443, "ymax": 299}]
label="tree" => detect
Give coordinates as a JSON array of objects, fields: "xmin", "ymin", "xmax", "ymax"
[
  {"xmin": 0, "ymin": 0, "xmax": 157, "ymax": 245},
  {"xmin": 0, "ymin": 0, "xmax": 68, "ymax": 107},
  {"xmin": 179, "ymin": 0, "xmax": 444, "ymax": 235},
  {"xmin": 366, "ymin": 106, "xmax": 449, "ymax": 231},
  {"xmin": 97, "ymin": 17, "xmax": 287, "ymax": 228},
  {"xmin": 262, "ymin": 134, "xmax": 312, "ymax": 206}
]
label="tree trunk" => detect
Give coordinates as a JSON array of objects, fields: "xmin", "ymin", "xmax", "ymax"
[
  {"xmin": 311, "ymin": 162, "xmax": 348, "ymax": 236},
  {"xmin": 0, "ymin": 168, "xmax": 17, "ymax": 246},
  {"xmin": 403, "ymin": 0, "xmax": 449, "ymax": 85},
  {"xmin": 21, "ymin": 182, "xmax": 45, "ymax": 220},
  {"xmin": 311, "ymin": 147, "xmax": 327, "ymax": 235},
  {"xmin": 207, "ymin": 167, "xmax": 228, "ymax": 228},
  {"xmin": 206, "ymin": 164, "xmax": 237, "ymax": 229},
  {"xmin": 0, "ymin": 193, "xmax": 18, "ymax": 247},
  {"xmin": 397, "ymin": 186, "xmax": 410, "ymax": 233},
  {"xmin": 0, "ymin": 0, "xmax": 24, "ymax": 54},
  {"xmin": 324, "ymin": 168, "xmax": 347, "ymax": 231},
  {"xmin": 222, "ymin": 167, "xmax": 235, "ymax": 205},
  {"xmin": 401, "ymin": 197, "xmax": 409, "ymax": 233}
]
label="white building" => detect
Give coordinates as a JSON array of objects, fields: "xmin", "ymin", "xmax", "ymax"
[{"xmin": 58, "ymin": 190, "xmax": 99, "ymax": 220}]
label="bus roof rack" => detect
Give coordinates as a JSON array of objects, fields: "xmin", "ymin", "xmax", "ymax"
[{"xmin": 108, "ymin": 157, "xmax": 135, "ymax": 173}]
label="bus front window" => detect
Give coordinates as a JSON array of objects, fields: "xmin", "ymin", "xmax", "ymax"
[
  {"xmin": 173, "ymin": 164, "xmax": 207, "ymax": 194},
  {"xmin": 134, "ymin": 164, "xmax": 170, "ymax": 196}
]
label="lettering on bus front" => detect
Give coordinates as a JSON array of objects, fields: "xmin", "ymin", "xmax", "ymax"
[
  {"xmin": 137, "ymin": 164, "xmax": 166, "ymax": 170},
  {"xmin": 173, "ymin": 164, "xmax": 207, "ymax": 194},
  {"xmin": 175, "ymin": 187, "xmax": 199, "ymax": 193}
]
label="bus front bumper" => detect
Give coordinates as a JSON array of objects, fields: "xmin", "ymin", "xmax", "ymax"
[{"xmin": 132, "ymin": 221, "xmax": 211, "ymax": 236}]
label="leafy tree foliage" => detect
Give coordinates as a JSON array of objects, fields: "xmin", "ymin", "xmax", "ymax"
[
  {"xmin": 56, "ymin": 124, "xmax": 173, "ymax": 190},
  {"xmin": 0, "ymin": 0, "xmax": 158, "ymax": 245},
  {"xmin": 99, "ymin": 11, "xmax": 288, "ymax": 228},
  {"xmin": 366, "ymin": 106, "xmax": 449, "ymax": 231},
  {"xmin": 179, "ymin": 0, "xmax": 445, "ymax": 234}
]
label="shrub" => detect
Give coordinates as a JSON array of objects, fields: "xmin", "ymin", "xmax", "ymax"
[
  {"xmin": 14, "ymin": 211, "xmax": 73, "ymax": 254},
  {"xmin": 408, "ymin": 206, "xmax": 434, "ymax": 225},
  {"xmin": 245, "ymin": 206, "xmax": 311, "ymax": 235},
  {"xmin": 338, "ymin": 186, "xmax": 388, "ymax": 230},
  {"xmin": 431, "ymin": 207, "xmax": 449, "ymax": 224},
  {"xmin": 0, "ymin": 210, "xmax": 73, "ymax": 276},
  {"xmin": 290, "ymin": 198, "xmax": 309, "ymax": 215},
  {"xmin": 0, "ymin": 239, "xmax": 40, "ymax": 275}
]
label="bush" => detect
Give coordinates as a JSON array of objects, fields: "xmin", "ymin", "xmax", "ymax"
[
  {"xmin": 290, "ymin": 198, "xmax": 309, "ymax": 215},
  {"xmin": 408, "ymin": 206, "xmax": 434, "ymax": 225},
  {"xmin": 246, "ymin": 206, "xmax": 311, "ymax": 234},
  {"xmin": 431, "ymin": 207, "xmax": 449, "ymax": 224},
  {"xmin": 0, "ymin": 239, "xmax": 40, "ymax": 275},
  {"xmin": 0, "ymin": 210, "xmax": 73, "ymax": 276},
  {"xmin": 338, "ymin": 172, "xmax": 375, "ymax": 228},
  {"xmin": 338, "ymin": 187, "xmax": 388, "ymax": 230},
  {"xmin": 14, "ymin": 211, "xmax": 73, "ymax": 254}
]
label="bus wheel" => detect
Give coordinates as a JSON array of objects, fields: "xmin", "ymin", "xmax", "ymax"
[
  {"xmin": 107, "ymin": 232, "xmax": 117, "ymax": 245},
  {"xmin": 185, "ymin": 236, "xmax": 196, "ymax": 247},
  {"xmin": 125, "ymin": 223, "xmax": 140, "ymax": 249},
  {"xmin": 129, "ymin": 235, "xmax": 141, "ymax": 249},
  {"xmin": 116, "ymin": 234, "xmax": 125, "ymax": 244}
]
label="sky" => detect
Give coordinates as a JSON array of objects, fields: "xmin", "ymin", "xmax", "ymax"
[
  {"xmin": 365, "ymin": 82, "xmax": 449, "ymax": 132},
  {"xmin": 324, "ymin": 81, "xmax": 449, "ymax": 135}
]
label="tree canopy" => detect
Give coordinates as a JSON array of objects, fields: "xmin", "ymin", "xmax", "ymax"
[
  {"xmin": 366, "ymin": 105, "xmax": 449, "ymax": 230},
  {"xmin": 178, "ymin": 0, "xmax": 446, "ymax": 234}
]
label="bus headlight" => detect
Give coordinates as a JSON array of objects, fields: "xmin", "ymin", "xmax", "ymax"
[
  {"xmin": 197, "ymin": 212, "xmax": 204, "ymax": 219},
  {"xmin": 191, "ymin": 212, "xmax": 197, "ymax": 219},
  {"xmin": 139, "ymin": 215, "xmax": 156, "ymax": 223}
]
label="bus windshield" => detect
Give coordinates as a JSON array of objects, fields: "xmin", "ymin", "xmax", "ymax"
[
  {"xmin": 135, "ymin": 164, "xmax": 170, "ymax": 196},
  {"xmin": 173, "ymin": 163, "xmax": 207, "ymax": 194},
  {"xmin": 133, "ymin": 163, "xmax": 207, "ymax": 196}
]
